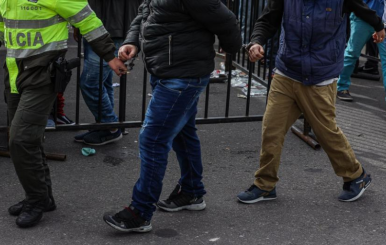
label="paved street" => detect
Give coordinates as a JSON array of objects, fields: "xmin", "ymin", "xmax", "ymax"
[{"xmin": 0, "ymin": 39, "xmax": 385, "ymax": 245}]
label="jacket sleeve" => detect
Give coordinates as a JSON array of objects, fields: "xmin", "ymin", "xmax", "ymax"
[
  {"xmin": 181, "ymin": 0, "xmax": 242, "ymax": 54},
  {"xmin": 122, "ymin": 2, "xmax": 144, "ymax": 51},
  {"xmin": 250, "ymin": 0, "xmax": 283, "ymax": 46},
  {"xmin": 55, "ymin": 0, "xmax": 116, "ymax": 62},
  {"xmin": 344, "ymin": 0, "xmax": 383, "ymax": 32}
]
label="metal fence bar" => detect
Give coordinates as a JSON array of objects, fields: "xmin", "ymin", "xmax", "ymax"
[
  {"xmin": 204, "ymin": 83, "xmax": 210, "ymax": 118},
  {"xmin": 225, "ymin": 54, "xmax": 232, "ymax": 117},
  {"xmin": 237, "ymin": 0, "xmax": 242, "ymax": 63},
  {"xmin": 245, "ymin": 60, "xmax": 254, "ymax": 116},
  {"xmin": 119, "ymin": 73, "xmax": 127, "ymax": 133},
  {"xmin": 75, "ymin": 37, "xmax": 82, "ymax": 124},
  {"xmin": 141, "ymin": 68, "xmax": 148, "ymax": 122},
  {"xmin": 97, "ymin": 58, "xmax": 103, "ymax": 123}
]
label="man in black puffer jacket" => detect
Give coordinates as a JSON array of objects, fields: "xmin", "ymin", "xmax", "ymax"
[{"xmin": 103, "ymin": 0, "xmax": 241, "ymax": 233}]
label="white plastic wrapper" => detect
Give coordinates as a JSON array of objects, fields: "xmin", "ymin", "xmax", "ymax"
[{"xmin": 242, "ymin": 85, "xmax": 267, "ymax": 97}]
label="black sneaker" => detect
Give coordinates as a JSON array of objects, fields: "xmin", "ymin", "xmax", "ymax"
[
  {"xmin": 357, "ymin": 66, "xmax": 379, "ymax": 75},
  {"xmin": 8, "ymin": 198, "xmax": 56, "ymax": 216},
  {"xmin": 337, "ymin": 90, "xmax": 353, "ymax": 101},
  {"xmin": 83, "ymin": 129, "xmax": 122, "ymax": 146},
  {"xmin": 16, "ymin": 199, "xmax": 50, "ymax": 228},
  {"xmin": 56, "ymin": 114, "xmax": 75, "ymax": 125},
  {"xmin": 157, "ymin": 184, "xmax": 206, "ymax": 212},
  {"xmin": 103, "ymin": 205, "xmax": 152, "ymax": 233}
]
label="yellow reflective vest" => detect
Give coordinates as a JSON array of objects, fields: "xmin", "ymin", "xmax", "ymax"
[{"xmin": 0, "ymin": 0, "xmax": 114, "ymax": 94}]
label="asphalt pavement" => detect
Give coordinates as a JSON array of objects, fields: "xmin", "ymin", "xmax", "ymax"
[{"xmin": 0, "ymin": 38, "xmax": 386, "ymax": 245}]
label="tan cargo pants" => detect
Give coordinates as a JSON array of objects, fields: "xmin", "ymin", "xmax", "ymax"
[{"xmin": 254, "ymin": 74, "xmax": 363, "ymax": 191}]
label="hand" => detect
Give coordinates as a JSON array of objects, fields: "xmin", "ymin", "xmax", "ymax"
[
  {"xmin": 118, "ymin": 44, "xmax": 138, "ymax": 62},
  {"xmin": 372, "ymin": 29, "xmax": 385, "ymax": 43},
  {"xmin": 108, "ymin": 58, "xmax": 128, "ymax": 76},
  {"xmin": 73, "ymin": 27, "xmax": 81, "ymax": 43},
  {"xmin": 248, "ymin": 44, "xmax": 265, "ymax": 62}
]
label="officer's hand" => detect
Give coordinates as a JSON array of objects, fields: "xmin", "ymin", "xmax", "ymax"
[
  {"xmin": 108, "ymin": 58, "xmax": 128, "ymax": 76},
  {"xmin": 373, "ymin": 29, "xmax": 385, "ymax": 43},
  {"xmin": 248, "ymin": 44, "xmax": 265, "ymax": 62},
  {"xmin": 118, "ymin": 45, "xmax": 138, "ymax": 62},
  {"xmin": 73, "ymin": 28, "xmax": 81, "ymax": 43}
]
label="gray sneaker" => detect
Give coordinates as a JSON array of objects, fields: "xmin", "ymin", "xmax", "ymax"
[
  {"xmin": 157, "ymin": 184, "xmax": 206, "ymax": 212},
  {"xmin": 237, "ymin": 185, "xmax": 277, "ymax": 204}
]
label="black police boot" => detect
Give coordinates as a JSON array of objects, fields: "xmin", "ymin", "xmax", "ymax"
[
  {"xmin": 15, "ymin": 199, "xmax": 53, "ymax": 228},
  {"xmin": 8, "ymin": 197, "xmax": 56, "ymax": 216}
]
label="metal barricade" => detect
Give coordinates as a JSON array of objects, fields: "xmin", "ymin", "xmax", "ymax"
[
  {"xmin": 2, "ymin": 0, "xmax": 380, "ymax": 159},
  {"xmin": 0, "ymin": 0, "xmax": 282, "ymax": 160}
]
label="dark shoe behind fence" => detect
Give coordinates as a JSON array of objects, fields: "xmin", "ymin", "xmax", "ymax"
[
  {"xmin": 56, "ymin": 114, "xmax": 75, "ymax": 125},
  {"xmin": 337, "ymin": 90, "xmax": 353, "ymax": 101},
  {"xmin": 83, "ymin": 129, "xmax": 122, "ymax": 146}
]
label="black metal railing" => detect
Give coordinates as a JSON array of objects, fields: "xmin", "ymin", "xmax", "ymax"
[{"xmin": 1, "ymin": 0, "xmax": 379, "ymax": 152}]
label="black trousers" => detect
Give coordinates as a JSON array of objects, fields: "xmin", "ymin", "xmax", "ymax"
[{"xmin": 5, "ymin": 66, "xmax": 56, "ymax": 204}]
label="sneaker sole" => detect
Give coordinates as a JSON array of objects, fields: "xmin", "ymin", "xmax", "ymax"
[
  {"xmin": 57, "ymin": 121, "xmax": 76, "ymax": 125},
  {"xmin": 237, "ymin": 196, "xmax": 277, "ymax": 204},
  {"xmin": 338, "ymin": 180, "xmax": 371, "ymax": 202},
  {"xmin": 104, "ymin": 219, "xmax": 152, "ymax": 233},
  {"xmin": 84, "ymin": 134, "xmax": 123, "ymax": 146},
  {"xmin": 157, "ymin": 201, "xmax": 206, "ymax": 212},
  {"xmin": 337, "ymin": 96, "xmax": 353, "ymax": 101}
]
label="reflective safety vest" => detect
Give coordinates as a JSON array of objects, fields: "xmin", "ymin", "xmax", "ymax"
[{"xmin": 0, "ymin": 0, "xmax": 108, "ymax": 94}]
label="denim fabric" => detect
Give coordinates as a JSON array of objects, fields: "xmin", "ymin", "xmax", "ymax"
[
  {"xmin": 80, "ymin": 38, "xmax": 122, "ymax": 123},
  {"xmin": 131, "ymin": 75, "xmax": 210, "ymax": 221},
  {"xmin": 338, "ymin": 14, "xmax": 386, "ymax": 95},
  {"xmin": 364, "ymin": 0, "xmax": 384, "ymax": 18},
  {"xmin": 239, "ymin": 0, "xmax": 252, "ymax": 44},
  {"xmin": 276, "ymin": 0, "xmax": 347, "ymax": 85}
]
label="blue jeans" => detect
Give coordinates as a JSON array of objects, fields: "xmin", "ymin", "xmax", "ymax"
[
  {"xmin": 239, "ymin": 0, "xmax": 252, "ymax": 44},
  {"xmin": 338, "ymin": 13, "xmax": 386, "ymax": 98},
  {"xmin": 131, "ymin": 75, "xmax": 210, "ymax": 221},
  {"xmin": 80, "ymin": 38, "xmax": 122, "ymax": 123}
]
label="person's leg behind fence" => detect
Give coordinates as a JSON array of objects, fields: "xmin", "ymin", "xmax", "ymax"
[{"xmin": 337, "ymin": 14, "xmax": 373, "ymax": 100}]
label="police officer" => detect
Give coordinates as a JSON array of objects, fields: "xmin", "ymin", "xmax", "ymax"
[{"xmin": 0, "ymin": 0, "xmax": 127, "ymax": 228}]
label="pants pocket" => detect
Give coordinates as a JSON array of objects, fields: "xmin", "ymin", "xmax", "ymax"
[
  {"xmin": 22, "ymin": 110, "xmax": 48, "ymax": 126},
  {"xmin": 19, "ymin": 110, "xmax": 49, "ymax": 144}
]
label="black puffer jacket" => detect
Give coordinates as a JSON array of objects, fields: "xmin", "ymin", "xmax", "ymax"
[
  {"xmin": 123, "ymin": 0, "xmax": 242, "ymax": 78},
  {"xmin": 88, "ymin": 0, "xmax": 142, "ymax": 38}
]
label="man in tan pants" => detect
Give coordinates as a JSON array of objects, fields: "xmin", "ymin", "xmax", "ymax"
[{"xmin": 237, "ymin": 0, "xmax": 384, "ymax": 203}]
